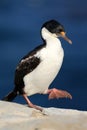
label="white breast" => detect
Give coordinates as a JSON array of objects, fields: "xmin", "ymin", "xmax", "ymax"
[{"xmin": 24, "ymin": 37, "xmax": 64, "ymax": 96}]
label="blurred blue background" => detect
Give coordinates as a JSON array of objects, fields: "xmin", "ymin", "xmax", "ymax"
[{"xmin": 0, "ymin": 0, "xmax": 87, "ymax": 111}]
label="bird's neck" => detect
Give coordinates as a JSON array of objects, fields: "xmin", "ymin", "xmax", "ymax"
[
  {"xmin": 41, "ymin": 28, "xmax": 62, "ymax": 50},
  {"xmin": 46, "ymin": 36, "xmax": 61, "ymax": 48}
]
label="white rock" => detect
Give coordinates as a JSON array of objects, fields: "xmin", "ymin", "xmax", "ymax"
[{"xmin": 0, "ymin": 101, "xmax": 87, "ymax": 130}]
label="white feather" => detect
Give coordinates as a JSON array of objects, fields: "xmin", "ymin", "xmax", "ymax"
[{"xmin": 23, "ymin": 28, "xmax": 64, "ymax": 96}]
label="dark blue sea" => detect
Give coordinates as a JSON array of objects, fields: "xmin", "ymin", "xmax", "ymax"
[{"xmin": 0, "ymin": 0, "xmax": 87, "ymax": 111}]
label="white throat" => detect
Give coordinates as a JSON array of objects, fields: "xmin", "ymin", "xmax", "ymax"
[
  {"xmin": 41, "ymin": 27, "xmax": 58, "ymax": 40},
  {"xmin": 41, "ymin": 27, "xmax": 62, "ymax": 50}
]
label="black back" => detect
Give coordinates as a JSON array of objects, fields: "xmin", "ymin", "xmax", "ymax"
[{"xmin": 14, "ymin": 43, "xmax": 46, "ymax": 94}]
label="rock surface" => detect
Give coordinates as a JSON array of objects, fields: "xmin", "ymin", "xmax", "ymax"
[{"xmin": 0, "ymin": 101, "xmax": 87, "ymax": 130}]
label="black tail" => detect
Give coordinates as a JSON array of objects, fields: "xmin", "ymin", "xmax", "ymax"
[{"xmin": 2, "ymin": 90, "xmax": 17, "ymax": 101}]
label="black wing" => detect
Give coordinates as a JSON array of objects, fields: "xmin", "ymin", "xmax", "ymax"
[{"xmin": 14, "ymin": 43, "xmax": 46, "ymax": 91}]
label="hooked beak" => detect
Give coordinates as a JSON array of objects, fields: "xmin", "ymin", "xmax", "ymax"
[{"xmin": 60, "ymin": 31, "xmax": 72, "ymax": 44}]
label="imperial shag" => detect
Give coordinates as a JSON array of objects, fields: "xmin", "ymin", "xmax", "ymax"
[{"xmin": 2, "ymin": 20, "xmax": 72, "ymax": 111}]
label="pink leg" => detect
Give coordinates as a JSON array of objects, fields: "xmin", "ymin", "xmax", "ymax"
[
  {"xmin": 44, "ymin": 88, "xmax": 72, "ymax": 99},
  {"xmin": 23, "ymin": 94, "xmax": 43, "ymax": 111}
]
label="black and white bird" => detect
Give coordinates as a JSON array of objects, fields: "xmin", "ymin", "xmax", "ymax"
[{"xmin": 2, "ymin": 20, "xmax": 72, "ymax": 111}]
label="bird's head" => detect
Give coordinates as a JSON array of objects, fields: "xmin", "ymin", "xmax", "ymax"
[{"xmin": 41, "ymin": 20, "xmax": 72, "ymax": 44}]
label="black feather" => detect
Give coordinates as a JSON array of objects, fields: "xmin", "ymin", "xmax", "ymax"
[
  {"xmin": 14, "ymin": 43, "xmax": 46, "ymax": 94},
  {"xmin": 2, "ymin": 90, "xmax": 17, "ymax": 101}
]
